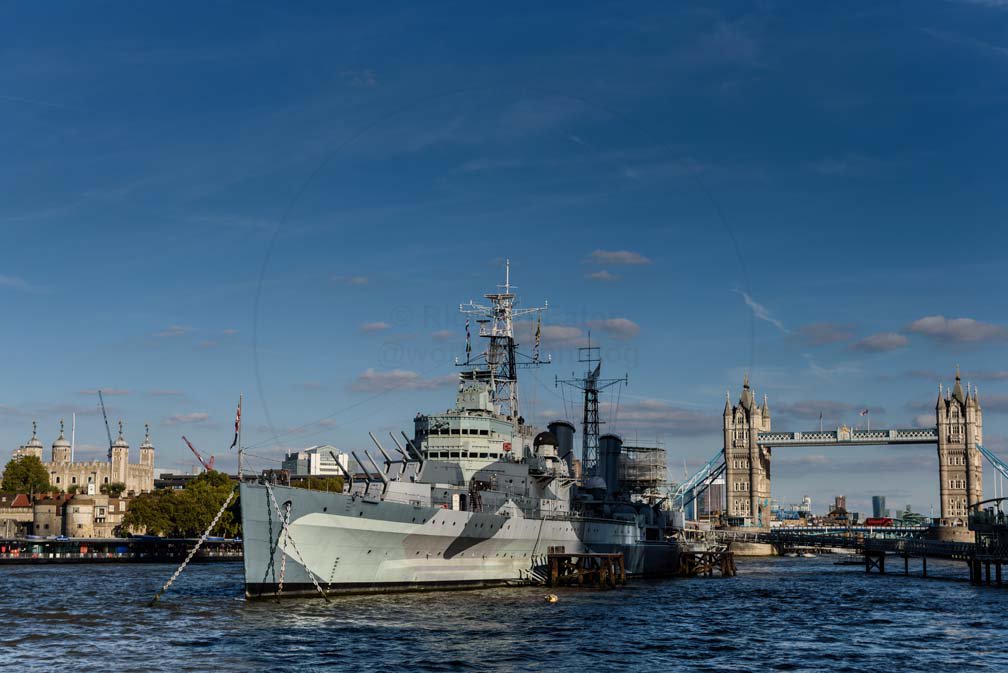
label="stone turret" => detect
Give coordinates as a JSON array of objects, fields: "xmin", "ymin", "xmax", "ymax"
[
  {"xmin": 110, "ymin": 420, "xmax": 130, "ymax": 484},
  {"xmin": 51, "ymin": 420, "xmax": 71, "ymax": 463},
  {"xmin": 17, "ymin": 421, "xmax": 45, "ymax": 460},
  {"xmin": 139, "ymin": 424, "xmax": 155, "ymax": 467}
]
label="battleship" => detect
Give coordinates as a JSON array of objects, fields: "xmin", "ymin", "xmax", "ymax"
[{"xmin": 239, "ymin": 263, "xmax": 683, "ymax": 597}]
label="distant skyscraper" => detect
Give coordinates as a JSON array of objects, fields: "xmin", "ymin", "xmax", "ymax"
[
  {"xmin": 872, "ymin": 495, "xmax": 887, "ymax": 519},
  {"xmin": 834, "ymin": 495, "xmax": 847, "ymax": 512}
]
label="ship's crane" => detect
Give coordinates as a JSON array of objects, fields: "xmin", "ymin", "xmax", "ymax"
[
  {"xmin": 182, "ymin": 435, "xmax": 216, "ymax": 472},
  {"xmin": 98, "ymin": 390, "xmax": 115, "ymax": 461}
]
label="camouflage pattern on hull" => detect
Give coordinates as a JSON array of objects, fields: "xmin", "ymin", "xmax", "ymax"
[{"xmin": 241, "ymin": 483, "xmax": 680, "ymax": 598}]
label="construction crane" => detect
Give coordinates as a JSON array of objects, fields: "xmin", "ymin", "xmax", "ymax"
[
  {"xmin": 182, "ymin": 435, "xmax": 216, "ymax": 472},
  {"xmin": 98, "ymin": 390, "xmax": 115, "ymax": 461}
]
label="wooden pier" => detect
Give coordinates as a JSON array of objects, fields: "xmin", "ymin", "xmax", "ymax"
[
  {"xmin": 546, "ymin": 553, "xmax": 626, "ymax": 588},
  {"xmin": 678, "ymin": 548, "xmax": 737, "ymax": 578}
]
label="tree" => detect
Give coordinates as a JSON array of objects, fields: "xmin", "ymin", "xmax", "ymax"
[
  {"xmin": 100, "ymin": 482, "xmax": 126, "ymax": 497},
  {"xmin": 121, "ymin": 471, "xmax": 240, "ymax": 538},
  {"xmin": 2, "ymin": 456, "xmax": 51, "ymax": 494}
]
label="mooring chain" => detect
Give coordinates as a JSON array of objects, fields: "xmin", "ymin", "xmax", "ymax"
[
  {"xmin": 149, "ymin": 488, "xmax": 236, "ymax": 606},
  {"xmin": 264, "ymin": 482, "xmax": 330, "ymax": 601},
  {"xmin": 277, "ymin": 502, "xmax": 290, "ymax": 597}
]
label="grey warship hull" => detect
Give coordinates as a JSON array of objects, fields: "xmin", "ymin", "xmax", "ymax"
[{"xmin": 241, "ymin": 482, "xmax": 680, "ymax": 597}]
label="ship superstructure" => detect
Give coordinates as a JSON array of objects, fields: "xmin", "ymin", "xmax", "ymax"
[{"xmin": 239, "ymin": 262, "xmax": 681, "ymax": 597}]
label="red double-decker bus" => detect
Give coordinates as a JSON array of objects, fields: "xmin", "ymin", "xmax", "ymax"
[{"xmin": 864, "ymin": 517, "xmax": 893, "ymax": 527}]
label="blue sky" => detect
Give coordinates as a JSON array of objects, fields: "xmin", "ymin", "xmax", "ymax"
[{"xmin": 2, "ymin": 2, "xmax": 1006, "ymax": 515}]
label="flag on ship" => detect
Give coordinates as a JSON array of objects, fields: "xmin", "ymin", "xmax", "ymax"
[
  {"xmin": 465, "ymin": 319, "xmax": 471, "ymax": 362},
  {"xmin": 859, "ymin": 408, "xmax": 869, "ymax": 416},
  {"xmin": 230, "ymin": 397, "xmax": 242, "ymax": 449}
]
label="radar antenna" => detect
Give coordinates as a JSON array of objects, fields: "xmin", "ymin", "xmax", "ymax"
[
  {"xmin": 556, "ymin": 332, "xmax": 627, "ymax": 480},
  {"xmin": 457, "ymin": 259, "xmax": 549, "ymax": 428}
]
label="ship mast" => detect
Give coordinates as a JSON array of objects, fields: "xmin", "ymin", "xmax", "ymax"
[
  {"xmin": 556, "ymin": 333, "xmax": 627, "ymax": 480},
  {"xmin": 459, "ymin": 259, "xmax": 548, "ymax": 429}
]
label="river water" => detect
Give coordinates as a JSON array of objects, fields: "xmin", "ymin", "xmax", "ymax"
[{"xmin": 3, "ymin": 556, "xmax": 1006, "ymax": 672}]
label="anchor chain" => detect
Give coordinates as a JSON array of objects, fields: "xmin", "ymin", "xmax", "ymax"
[
  {"xmin": 264, "ymin": 482, "xmax": 329, "ymax": 601},
  {"xmin": 149, "ymin": 487, "xmax": 236, "ymax": 606}
]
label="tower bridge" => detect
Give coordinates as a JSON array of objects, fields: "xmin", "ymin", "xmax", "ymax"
[{"xmin": 713, "ymin": 368, "xmax": 984, "ymax": 533}]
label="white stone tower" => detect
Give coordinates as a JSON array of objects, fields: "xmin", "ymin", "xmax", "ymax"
[
  {"xmin": 139, "ymin": 423, "xmax": 155, "ymax": 468},
  {"xmin": 110, "ymin": 420, "xmax": 130, "ymax": 485},
  {"xmin": 51, "ymin": 419, "xmax": 71, "ymax": 463}
]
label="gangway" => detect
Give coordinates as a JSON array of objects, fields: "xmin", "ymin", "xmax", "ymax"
[{"xmin": 670, "ymin": 449, "xmax": 725, "ymax": 514}]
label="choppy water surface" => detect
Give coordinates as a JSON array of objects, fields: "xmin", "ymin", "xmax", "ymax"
[{"xmin": 3, "ymin": 557, "xmax": 1006, "ymax": 672}]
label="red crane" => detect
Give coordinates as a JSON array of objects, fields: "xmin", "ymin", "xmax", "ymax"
[{"xmin": 182, "ymin": 436, "xmax": 216, "ymax": 472}]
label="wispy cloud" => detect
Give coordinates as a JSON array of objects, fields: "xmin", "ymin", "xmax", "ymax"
[
  {"xmin": 154, "ymin": 325, "xmax": 193, "ymax": 338},
  {"xmin": 162, "ymin": 412, "xmax": 210, "ymax": 426},
  {"xmin": 0, "ymin": 274, "xmax": 36, "ymax": 292},
  {"xmin": 734, "ymin": 290, "xmax": 788, "ymax": 334},
  {"xmin": 431, "ymin": 329, "xmax": 455, "ymax": 341},
  {"xmin": 336, "ymin": 275, "xmax": 369, "ymax": 286},
  {"xmin": 906, "ymin": 315, "xmax": 1008, "ymax": 344},
  {"xmin": 539, "ymin": 325, "xmax": 585, "ymax": 346},
  {"xmin": 589, "ymin": 249, "xmax": 652, "ymax": 265},
  {"xmin": 147, "ymin": 389, "xmax": 185, "ymax": 397},
  {"xmin": 852, "ymin": 332, "xmax": 908, "ymax": 353},
  {"xmin": 587, "ymin": 318, "xmax": 640, "ymax": 340},
  {"xmin": 349, "ymin": 369, "xmax": 455, "ymax": 392},
  {"xmin": 360, "ymin": 321, "xmax": 391, "ymax": 333},
  {"xmin": 586, "ymin": 269, "xmax": 618, "ymax": 282},
  {"xmin": 610, "ymin": 399, "xmax": 718, "ymax": 438},
  {"xmin": 796, "ymin": 322, "xmax": 856, "ymax": 346},
  {"xmin": 341, "ymin": 69, "xmax": 378, "ymax": 88},
  {"xmin": 222, "ymin": 328, "xmax": 239, "ymax": 336}
]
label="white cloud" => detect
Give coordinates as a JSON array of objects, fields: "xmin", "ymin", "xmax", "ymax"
[
  {"xmin": 360, "ymin": 321, "xmax": 391, "ymax": 333},
  {"xmin": 907, "ymin": 315, "xmax": 1008, "ymax": 344},
  {"xmin": 852, "ymin": 332, "xmax": 908, "ymax": 353},
  {"xmin": 586, "ymin": 270, "xmax": 618, "ymax": 282},
  {"xmin": 350, "ymin": 369, "xmax": 455, "ymax": 392},
  {"xmin": 162, "ymin": 412, "xmax": 210, "ymax": 426},
  {"xmin": 154, "ymin": 325, "xmax": 193, "ymax": 338},
  {"xmin": 589, "ymin": 249, "xmax": 652, "ymax": 265},
  {"xmin": 431, "ymin": 329, "xmax": 455, "ymax": 341},
  {"xmin": 540, "ymin": 325, "xmax": 585, "ymax": 346},
  {"xmin": 734, "ymin": 290, "xmax": 788, "ymax": 334},
  {"xmin": 587, "ymin": 318, "xmax": 640, "ymax": 340}
]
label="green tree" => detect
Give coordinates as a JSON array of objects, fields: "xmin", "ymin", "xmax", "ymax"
[
  {"xmin": 2, "ymin": 456, "xmax": 51, "ymax": 494},
  {"xmin": 100, "ymin": 482, "xmax": 127, "ymax": 497},
  {"xmin": 121, "ymin": 471, "xmax": 240, "ymax": 538}
]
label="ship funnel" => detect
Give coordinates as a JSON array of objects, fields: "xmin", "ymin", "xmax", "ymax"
[
  {"xmin": 599, "ymin": 434, "xmax": 623, "ymax": 497},
  {"xmin": 548, "ymin": 420, "xmax": 576, "ymax": 473}
]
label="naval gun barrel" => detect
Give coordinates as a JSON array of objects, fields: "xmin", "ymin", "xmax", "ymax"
[
  {"xmin": 364, "ymin": 451, "xmax": 389, "ymax": 486},
  {"xmin": 387, "ymin": 433, "xmax": 413, "ymax": 463},
  {"xmin": 401, "ymin": 432, "xmax": 425, "ymax": 465},
  {"xmin": 369, "ymin": 432, "xmax": 395, "ymax": 465},
  {"xmin": 328, "ymin": 451, "xmax": 354, "ymax": 490}
]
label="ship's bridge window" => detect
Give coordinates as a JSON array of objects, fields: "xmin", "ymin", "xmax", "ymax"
[
  {"xmin": 450, "ymin": 452, "xmax": 460, "ymax": 458},
  {"xmin": 479, "ymin": 430, "xmax": 488, "ymax": 436}
]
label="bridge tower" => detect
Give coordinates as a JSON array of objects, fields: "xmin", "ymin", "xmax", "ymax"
[
  {"xmin": 723, "ymin": 376, "xmax": 772, "ymax": 527},
  {"xmin": 936, "ymin": 368, "xmax": 983, "ymax": 525}
]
